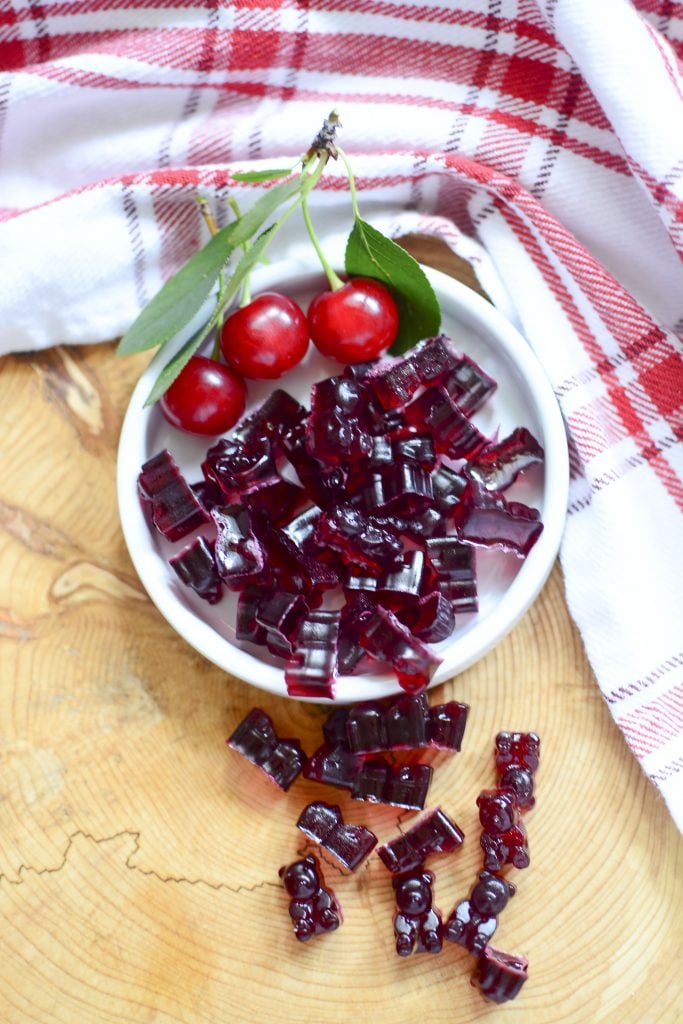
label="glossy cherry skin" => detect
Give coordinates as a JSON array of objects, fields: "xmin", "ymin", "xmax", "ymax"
[
  {"xmin": 220, "ymin": 292, "xmax": 309, "ymax": 380},
  {"xmin": 160, "ymin": 355, "xmax": 247, "ymax": 436},
  {"xmin": 307, "ymin": 278, "xmax": 399, "ymax": 363}
]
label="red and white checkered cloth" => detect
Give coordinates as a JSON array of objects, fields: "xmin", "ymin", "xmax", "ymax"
[{"xmin": 1, "ymin": 0, "xmax": 682, "ymax": 827}]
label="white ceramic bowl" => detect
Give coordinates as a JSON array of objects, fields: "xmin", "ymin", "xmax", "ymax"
[{"xmin": 117, "ymin": 256, "xmax": 568, "ymax": 702}]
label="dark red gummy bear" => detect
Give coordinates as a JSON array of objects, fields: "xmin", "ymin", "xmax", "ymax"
[
  {"xmin": 337, "ymin": 594, "xmax": 376, "ymax": 675},
  {"xmin": 345, "ymin": 550, "xmax": 429, "ymax": 611},
  {"xmin": 234, "ymin": 585, "xmax": 265, "ymax": 645},
  {"xmin": 212, "ymin": 505, "xmax": 265, "ymax": 590},
  {"xmin": 304, "ymin": 745, "xmax": 432, "ymax": 810},
  {"xmin": 369, "ymin": 432, "xmax": 437, "ymax": 471},
  {"xmin": 431, "ymin": 463, "xmax": 467, "ymax": 514},
  {"xmin": 360, "ymin": 606, "xmax": 442, "ymax": 694},
  {"xmin": 303, "ymin": 743, "xmax": 363, "ymax": 790},
  {"xmin": 169, "ymin": 536, "xmax": 223, "ymax": 604},
  {"xmin": 477, "ymin": 788, "xmax": 530, "ymax": 871},
  {"xmin": 306, "ymin": 376, "xmax": 373, "ymax": 465},
  {"xmin": 495, "ymin": 731, "xmax": 540, "ymax": 811},
  {"xmin": 315, "ymin": 502, "xmax": 402, "ymax": 572},
  {"xmin": 466, "ymin": 427, "xmax": 544, "ymax": 492},
  {"xmin": 325, "ymin": 695, "xmax": 469, "ymax": 756},
  {"xmin": 202, "ymin": 436, "xmax": 280, "ymax": 504},
  {"xmin": 454, "ymin": 480, "xmax": 543, "ymax": 558},
  {"xmin": 282, "ymin": 506, "xmax": 322, "ymax": 551},
  {"xmin": 345, "ymin": 694, "xmax": 430, "ymax": 753},
  {"xmin": 353, "ymin": 761, "xmax": 432, "ymax": 810},
  {"xmin": 495, "ymin": 730, "xmax": 540, "ymax": 774},
  {"xmin": 472, "ymin": 946, "xmax": 529, "ymax": 1004},
  {"xmin": 296, "ymin": 801, "xmax": 377, "ymax": 872},
  {"xmin": 396, "ymin": 591, "xmax": 456, "ymax": 643},
  {"xmin": 403, "ymin": 386, "xmax": 488, "ymax": 460},
  {"xmin": 285, "ymin": 609, "xmax": 341, "ymax": 699},
  {"xmin": 392, "ymin": 868, "xmax": 443, "ymax": 957},
  {"xmin": 227, "ymin": 708, "xmax": 305, "ymax": 791},
  {"xmin": 233, "ymin": 388, "xmax": 307, "ymax": 446},
  {"xmin": 367, "ymin": 335, "xmax": 456, "ymax": 411},
  {"xmin": 279, "ymin": 855, "xmax": 342, "ymax": 942},
  {"xmin": 444, "ymin": 870, "xmax": 516, "ymax": 955},
  {"xmin": 377, "ymin": 807, "xmax": 465, "ymax": 875},
  {"xmin": 429, "ymin": 701, "xmax": 470, "ymax": 751},
  {"xmin": 255, "ymin": 590, "xmax": 309, "ymax": 658},
  {"xmin": 442, "ymin": 353, "xmax": 497, "ymax": 415},
  {"xmin": 425, "ymin": 537, "xmax": 478, "ymax": 613},
  {"xmin": 254, "ymin": 521, "xmax": 340, "ymax": 604},
  {"xmin": 138, "ymin": 449, "xmax": 210, "ymax": 542},
  {"xmin": 348, "ymin": 462, "xmax": 434, "ymax": 518},
  {"xmin": 245, "ymin": 478, "xmax": 308, "ymax": 526}
]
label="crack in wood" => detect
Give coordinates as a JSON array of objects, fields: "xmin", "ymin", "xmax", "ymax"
[{"xmin": 0, "ymin": 829, "xmax": 279, "ymax": 896}]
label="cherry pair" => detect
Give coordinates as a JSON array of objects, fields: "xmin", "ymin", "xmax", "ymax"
[{"xmin": 161, "ymin": 279, "xmax": 399, "ymax": 437}]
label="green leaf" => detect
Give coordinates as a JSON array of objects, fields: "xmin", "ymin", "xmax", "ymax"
[
  {"xmin": 143, "ymin": 224, "xmax": 279, "ymax": 406},
  {"xmin": 219, "ymin": 224, "xmax": 279, "ymax": 306},
  {"xmin": 117, "ymin": 223, "xmax": 239, "ymax": 356},
  {"xmin": 344, "ymin": 218, "xmax": 441, "ymax": 355},
  {"xmin": 117, "ymin": 173, "xmax": 303, "ymax": 357},
  {"xmin": 143, "ymin": 320, "xmax": 215, "ymax": 406},
  {"xmin": 231, "ymin": 168, "xmax": 294, "ymax": 183}
]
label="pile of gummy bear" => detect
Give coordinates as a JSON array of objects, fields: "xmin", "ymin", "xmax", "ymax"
[
  {"xmin": 137, "ymin": 334, "xmax": 545, "ymax": 698},
  {"xmin": 227, "ymin": 692, "xmax": 539, "ymax": 1005}
]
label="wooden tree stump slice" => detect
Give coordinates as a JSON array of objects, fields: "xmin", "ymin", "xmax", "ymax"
[{"xmin": 0, "ymin": 239, "xmax": 681, "ymax": 1024}]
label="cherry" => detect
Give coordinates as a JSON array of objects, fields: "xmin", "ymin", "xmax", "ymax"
[
  {"xmin": 160, "ymin": 355, "xmax": 246, "ymax": 436},
  {"xmin": 220, "ymin": 292, "xmax": 309, "ymax": 380},
  {"xmin": 307, "ymin": 277, "xmax": 399, "ymax": 363}
]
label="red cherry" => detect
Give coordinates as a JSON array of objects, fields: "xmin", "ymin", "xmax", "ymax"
[
  {"xmin": 160, "ymin": 355, "xmax": 247, "ymax": 436},
  {"xmin": 220, "ymin": 292, "xmax": 309, "ymax": 380},
  {"xmin": 307, "ymin": 278, "xmax": 399, "ymax": 363}
]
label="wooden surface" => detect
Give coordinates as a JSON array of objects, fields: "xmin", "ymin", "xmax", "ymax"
[{"xmin": 0, "ymin": 237, "xmax": 681, "ymax": 1024}]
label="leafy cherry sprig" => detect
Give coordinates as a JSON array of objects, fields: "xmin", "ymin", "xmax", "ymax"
[{"xmin": 116, "ymin": 112, "xmax": 441, "ymax": 405}]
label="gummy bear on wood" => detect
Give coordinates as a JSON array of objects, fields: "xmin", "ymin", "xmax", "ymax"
[{"xmin": 0, "ymin": 237, "xmax": 681, "ymax": 1024}]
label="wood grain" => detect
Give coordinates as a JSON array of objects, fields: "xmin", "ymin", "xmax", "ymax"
[{"xmin": 1, "ymin": 238, "xmax": 681, "ymax": 1024}]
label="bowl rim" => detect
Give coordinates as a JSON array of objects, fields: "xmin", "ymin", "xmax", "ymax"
[{"xmin": 117, "ymin": 256, "xmax": 569, "ymax": 703}]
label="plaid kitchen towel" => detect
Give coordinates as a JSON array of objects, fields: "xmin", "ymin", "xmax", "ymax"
[{"xmin": 1, "ymin": 0, "xmax": 682, "ymax": 827}]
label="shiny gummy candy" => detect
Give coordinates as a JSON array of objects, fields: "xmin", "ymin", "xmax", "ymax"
[
  {"xmin": 296, "ymin": 801, "xmax": 377, "ymax": 871},
  {"xmin": 144, "ymin": 333, "xmax": 545, "ymax": 696},
  {"xmin": 378, "ymin": 807, "xmax": 465, "ymax": 875},
  {"xmin": 285, "ymin": 609, "xmax": 341, "ymax": 699},
  {"xmin": 477, "ymin": 788, "xmax": 530, "ymax": 871},
  {"xmin": 494, "ymin": 730, "xmax": 540, "ymax": 811},
  {"xmin": 227, "ymin": 707, "xmax": 305, "ymax": 790},
  {"xmin": 472, "ymin": 946, "xmax": 528, "ymax": 1003},
  {"xmin": 329, "ymin": 693, "xmax": 469, "ymax": 754},
  {"xmin": 138, "ymin": 449, "xmax": 210, "ymax": 541},
  {"xmin": 359, "ymin": 606, "xmax": 442, "ymax": 694},
  {"xmin": 169, "ymin": 536, "xmax": 222, "ymax": 604},
  {"xmin": 212, "ymin": 505, "xmax": 265, "ymax": 589},
  {"xmin": 454, "ymin": 480, "xmax": 544, "ymax": 558},
  {"xmin": 466, "ymin": 427, "xmax": 544, "ymax": 491},
  {"xmin": 392, "ymin": 868, "xmax": 443, "ymax": 956},
  {"xmin": 304, "ymin": 744, "xmax": 432, "ymax": 810},
  {"xmin": 444, "ymin": 871, "xmax": 516, "ymax": 954},
  {"xmin": 279, "ymin": 855, "xmax": 342, "ymax": 942}
]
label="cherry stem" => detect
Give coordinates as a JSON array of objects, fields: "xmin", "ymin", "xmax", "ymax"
[
  {"xmin": 336, "ymin": 146, "xmax": 361, "ymax": 221},
  {"xmin": 228, "ymin": 196, "xmax": 253, "ymax": 308},
  {"xmin": 207, "ymin": 159, "xmax": 326, "ymax": 331},
  {"xmin": 196, "ymin": 197, "xmax": 219, "ymax": 237},
  {"xmin": 196, "ymin": 199, "xmax": 227, "ymax": 360},
  {"xmin": 200, "ymin": 153, "xmax": 332, "ymax": 363},
  {"xmin": 301, "ymin": 194, "xmax": 344, "ymax": 292},
  {"xmin": 211, "ymin": 329, "xmax": 221, "ymax": 361}
]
